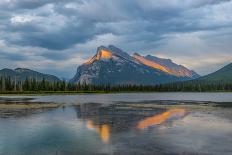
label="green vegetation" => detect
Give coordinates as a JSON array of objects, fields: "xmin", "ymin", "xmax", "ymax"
[
  {"xmin": 0, "ymin": 63, "xmax": 231, "ymax": 94},
  {"xmin": 158, "ymin": 80, "xmax": 232, "ymax": 92},
  {"xmin": 198, "ymin": 63, "xmax": 232, "ymax": 82},
  {"xmin": 0, "ymin": 76, "xmax": 232, "ymax": 94}
]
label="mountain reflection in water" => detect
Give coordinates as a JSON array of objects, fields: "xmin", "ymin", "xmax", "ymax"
[
  {"xmin": 137, "ymin": 109, "xmax": 186, "ymax": 129},
  {"xmin": 86, "ymin": 120, "xmax": 110, "ymax": 143},
  {"xmin": 74, "ymin": 103, "xmax": 187, "ymax": 143},
  {"xmin": 1, "ymin": 96, "xmax": 232, "ymax": 155}
]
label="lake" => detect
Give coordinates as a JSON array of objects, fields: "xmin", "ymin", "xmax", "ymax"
[{"xmin": 0, "ymin": 93, "xmax": 232, "ymax": 155}]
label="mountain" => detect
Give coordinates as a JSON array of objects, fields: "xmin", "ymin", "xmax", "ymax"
[
  {"xmin": 161, "ymin": 63, "xmax": 232, "ymax": 92},
  {"xmin": 70, "ymin": 45, "xmax": 199, "ymax": 85},
  {"xmin": 197, "ymin": 63, "xmax": 232, "ymax": 83},
  {"xmin": 0, "ymin": 68, "xmax": 60, "ymax": 82},
  {"xmin": 133, "ymin": 53, "xmax": 199, "ymax": 78}
]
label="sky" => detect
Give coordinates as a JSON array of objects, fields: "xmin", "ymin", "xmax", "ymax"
[{"xmin": 0, "ymin": 0, "xmax": 232, "ymax": 78}]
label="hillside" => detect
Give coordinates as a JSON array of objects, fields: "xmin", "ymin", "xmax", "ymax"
[
  {"xmin": 198, "ymin": 63, "xmax": 232, "ymax": 83},
  {"xmin": 0, "ymin": 68, "xmax": 60, "ymax": 82}
]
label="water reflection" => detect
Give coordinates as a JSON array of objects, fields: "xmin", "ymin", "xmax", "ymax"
[
  {"xmin": 86, "ymin": 120, "xmax": 110, "ymax": 143},
  {"xmin": 137, "ymin": 109, "xmax": 186, "ymax": 129},
  {"xmin": 74, "ymin": 103, "xmax": 188, "ymax": 143},
  {"xmin": 1, "ymin": 98, "xmax": 232, "ymax": 155}
]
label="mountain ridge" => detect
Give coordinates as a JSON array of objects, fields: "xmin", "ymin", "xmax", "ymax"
[
  {"xmin": 71, "ymin": 45, "xmax": 199, "ymax": 85},
  {"xmin": 197, "ymin": 63, "xmax": 232, "ymax": 82},
  {"xmin": 143, "ymin": 54, "xmax": 199, "ymax": 78},
  {"xmin": 0, "ymin": 68, "xmax": 61, "ymax": 82}
]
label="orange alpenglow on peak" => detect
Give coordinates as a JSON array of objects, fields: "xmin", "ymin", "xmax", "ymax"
[
  {"xmin": 98, "ymin": 50, "xmax": 113, "ymax": 59},
  {"xmin": 84, "ymin": 57, "xmax": 95, "ymax": 65},
  {"xmin": 84, "ymin": 50, "xmax": 113, "ymax": 65},
  {"xmin": 133, "ymin": 54, "xmax": 171, "ymax": 74}
]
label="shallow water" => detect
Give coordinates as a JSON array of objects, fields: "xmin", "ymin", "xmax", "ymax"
[
  {"xmin": 1, "ymin": 93, "xmax": 232, "ymax": 155},
  {"xmin": 2, "ymin": 92, "xmax": 232, "ymax": 104}
]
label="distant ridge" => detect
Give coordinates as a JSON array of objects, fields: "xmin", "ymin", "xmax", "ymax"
[
  {"xmin": 197, "ymin": 63, "xmax": 232, "ymax": 83},
  {"xmin": 160, "ymin": 63, "xmax": 232, "ymax": 92},
  {"xmin": 0, "ymin": 68, "xmax": 60, "ymax": 82},
  {"xmin": 70, "ymin": 45, "xmax": 199, "ymax": 85}
]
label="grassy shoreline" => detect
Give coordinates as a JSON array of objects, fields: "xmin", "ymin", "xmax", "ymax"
[
  {"xmin": 0, "ymin": 90, "xmax": 232, "ymax": 96},
  {"xmin": 0, "ymin": 96, "xmax": 231, "ymax": 118},
  {"xmin": 0, "ymin": 91, "xmax": 112, "ymax": 96}
]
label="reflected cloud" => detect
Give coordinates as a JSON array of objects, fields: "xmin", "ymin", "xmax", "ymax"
[{"xmin": 137, "ymin": 109, "xmax": 186, "ymax": 129}]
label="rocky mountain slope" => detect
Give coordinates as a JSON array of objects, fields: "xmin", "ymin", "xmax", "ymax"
[
  {"xmin": 133, "ymin": 53, "xmax": 199, "ymax": 78},
  {"xmin": 70, "ymin": 45, "xmax": 199, "ymax": 85}
]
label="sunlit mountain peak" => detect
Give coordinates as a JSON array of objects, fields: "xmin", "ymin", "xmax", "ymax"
[
  {"xmin": 97, "ymin": 50, "xmax": 113, "ymax": 59},
  {"xmin": 84, "ymin": 47, "xmax": 113, "ymax": 64},
  {"xmin": 84, "ymin": 45, "xmax": 133, "ymax": 65},
  {"xmin": 133, "ymin": 53, "xmax": 171, "ymax": 74},
  {"xmin": 72, "ymin": 45, "xmax": 199, "ymax": 85}
]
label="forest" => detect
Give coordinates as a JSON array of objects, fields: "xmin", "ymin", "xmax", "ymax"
[{"xmin": 0, "ymin": 77, "xmax": 232, "ymax": 93}]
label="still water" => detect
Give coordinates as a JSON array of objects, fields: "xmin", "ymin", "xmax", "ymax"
[{"xmin": 0, "ymin": 93, "xmax": 232, "ymax": 155}]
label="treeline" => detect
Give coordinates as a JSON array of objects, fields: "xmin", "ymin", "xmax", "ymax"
[
  {"xmin": 158, "ymin": 80, "xmax": 232, "ymax": 92},
  {"xmin": 0, "ymin": 77, "xmax": 232, "ymax": 93},
  {"xmin": 0, "ymin": 77, "xmax": 68, "ymax": 92}
]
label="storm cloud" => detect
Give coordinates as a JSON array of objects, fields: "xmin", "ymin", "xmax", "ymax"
[{"xmin": 0, "ymin": 0, "xmax": 232, "ymax": 78}]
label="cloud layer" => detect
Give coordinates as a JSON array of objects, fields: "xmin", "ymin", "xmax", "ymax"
[{"xmin": 0, "ymin": 0, "xmax": 232, "ymax": 77}]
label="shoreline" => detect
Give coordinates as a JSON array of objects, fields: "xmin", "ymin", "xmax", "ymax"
[
  {"xmin": 1, "ymin": 90, "xmax": 232, "ymax": 96},
  {"xmin": 1, "ymin": 99, "xmax": 231, "ymax": 118}
]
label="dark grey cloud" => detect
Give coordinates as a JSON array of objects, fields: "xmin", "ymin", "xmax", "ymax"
[
  {"xmin": 2, "ymin": 0, "xmax": 229, "ymax": 50},
  {"xmin": 0, "ymin": 52, "xmax": 27, "ymax": 61},
  {"xmin": 0, "ymin": 0, "xmax": 231, "ymax": 77},
  {"xmin": 0, "ymin": 0, "xmax": 74, "ymax": 10},
  {"xmin": 41, "ymin": 50, "xmax": 71, "ymax": 60}
]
